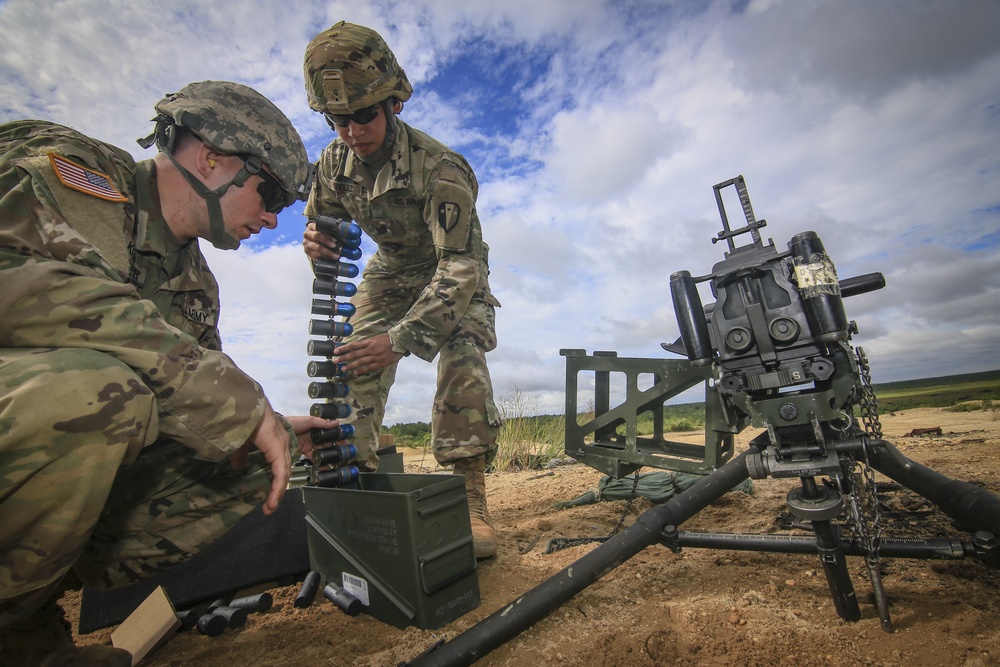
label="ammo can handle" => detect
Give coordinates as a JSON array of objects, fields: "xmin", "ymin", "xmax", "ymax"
[{"xmin": 419, "ymin": 537, "xmax": 477, "ymax": 596}]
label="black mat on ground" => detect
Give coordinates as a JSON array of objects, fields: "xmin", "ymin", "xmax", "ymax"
[{"xmin": 78, "ymin": 488, "xmax": 310, "ymax": 633}]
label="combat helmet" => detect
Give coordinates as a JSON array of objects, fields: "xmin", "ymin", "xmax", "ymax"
[
  {"xmin": 304, "ymin": 21, "xmax": 413, "ymax": 114},
  {"xmin": 138, "ymin": 80, "xmax": 314, "ymax": 249}
]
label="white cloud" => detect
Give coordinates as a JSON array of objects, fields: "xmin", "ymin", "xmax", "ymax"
[
  {"xmin": 3, "ymin": 0, "xmax": 999, "ymax": 426},
  {"xmin": 731, "ymin": 0, "xmax": 1000, "ymax": 103}
]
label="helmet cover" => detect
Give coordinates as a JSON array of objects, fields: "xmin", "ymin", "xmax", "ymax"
[
  {"xmin": 304, "ymin": 21, "xmax": 412, "ymax": 115},
  {"xmin": 154, "ymin": 80, "xmax": 312, "ymax": 205}
]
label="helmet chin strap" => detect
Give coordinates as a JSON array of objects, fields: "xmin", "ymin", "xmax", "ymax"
[{"xmin": 162, "ymin": 148, "xmax": 260, "ymax": 250}]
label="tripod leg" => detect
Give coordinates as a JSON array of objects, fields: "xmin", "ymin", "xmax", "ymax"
[
  {"xmin": 869, "ymin": 439, "xmax": 1000, "ymax": 537},
  {"xmin": 812, "ymin": 518, "xmax": 861, "ymax": 622},
  {"xmin": 787, "ymin": 478, "xmax": 861, "ymax": 622}
]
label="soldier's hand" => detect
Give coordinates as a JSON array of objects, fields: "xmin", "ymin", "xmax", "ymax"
[
  {"xmin": 333, "ymin": 333, "xmax": 406, "ymax": 375},
  {"xmin": 303, "ymin": 220, "xmax": 342, "ymax": 260},
  {"xmin": 248, "ymin": 402, "xmax": 292, "ymax": 516},
  {"xmin": 284, "ymin": 415, "xmax": 340, "ymax": 462}
]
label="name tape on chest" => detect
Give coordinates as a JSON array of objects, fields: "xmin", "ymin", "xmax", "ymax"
[
  {"xmin": 48, "ymin": 152, "xmax": 127, "ymax": 202},
  {"xmin": 183, "ymin": 305, "xmax": 213, "ymax": 324}
]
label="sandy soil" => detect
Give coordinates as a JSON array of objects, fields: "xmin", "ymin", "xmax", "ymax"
[{"xmin": 66, "ymin": 406, "xmax": 1000, "ymax": 666}]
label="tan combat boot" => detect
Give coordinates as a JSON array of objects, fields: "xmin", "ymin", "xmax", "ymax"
[
  {"xmin": 0, "ymin": 597, "xmax": 132, "ymax": 667},
  {"xmin": 453, "ymin": 456, "xmax": 497, "ymax": 559}
]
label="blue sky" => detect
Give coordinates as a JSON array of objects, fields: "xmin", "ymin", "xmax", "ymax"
[{"xmin": 2, "ymin": 0, "xmax": 999, "ymax": 425}]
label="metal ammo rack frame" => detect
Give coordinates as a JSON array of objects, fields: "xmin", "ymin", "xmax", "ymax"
[{"xmin": 296, "ymin": 216, "xmax": 365, "ymax": 487}]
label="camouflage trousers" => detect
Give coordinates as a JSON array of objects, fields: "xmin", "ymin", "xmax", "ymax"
[
  {"xmin": 336, "ymin": 271, "xmax": 501, "ymax": 471},
  {"xmin": 0, "ymin": 347, "xmax": 274, "ymax": 627}
]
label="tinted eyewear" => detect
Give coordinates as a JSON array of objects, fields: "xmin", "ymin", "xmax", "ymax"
[
  {"xmin": 324, "ymin": 103, "xmax": 381, "ymax": 128},
  {"xmin": 255, "ymin": 168, "xmax": 289, "ymax": 214}
]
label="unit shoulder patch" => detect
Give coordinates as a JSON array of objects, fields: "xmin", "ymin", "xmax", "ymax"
[
  {"xmin": 438, "ymin": 202, "xmax": 460, "ymax": 232},
  {"xmin": 429, "ymin": 179, "xmax": 472, "ymax": 252},
  {"xmin": 48, "ymin": 152, "xmax": 127, "ymax": 202}
]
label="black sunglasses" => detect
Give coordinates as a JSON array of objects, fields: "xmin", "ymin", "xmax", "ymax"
[
  {"xmin": 324, "ymin": 103, "xmax": 381, "ymax": 128},
  {"xmin": 255, "ymin": 169, "xmax": 288, "ymax": 214}
]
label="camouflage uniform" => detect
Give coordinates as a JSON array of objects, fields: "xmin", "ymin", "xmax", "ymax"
[
  {"xmin": 0, "ymin": 120, "xmax": 286, "ymax": 626},
  {"xmin": 305, "ymin": 119, "xmax": 501, "ymax": 470}
]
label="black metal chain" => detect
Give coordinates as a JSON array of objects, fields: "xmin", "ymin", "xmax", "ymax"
[
  {"xmin": 856, "ymin": 347, "xmax": 883, "ymax": 440},
  {"xmin": 546, "ymin": 470, "xmax": 641, "ymax": 554},
  {"xmin": 610, "ymin": 470, "xmax": 641, "ymax": 536},
  {"xmin": 851, "ymin": 346, "xmax": 884, "ymax": 566}
]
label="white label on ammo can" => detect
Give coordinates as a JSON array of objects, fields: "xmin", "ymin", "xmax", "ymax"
[{"xmin": 342, "ymin": 572, "xmax": 370, "ymax": 606}]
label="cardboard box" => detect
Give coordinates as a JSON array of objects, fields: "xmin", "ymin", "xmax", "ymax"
[{"xmin": 110, "ymin": 586, "xmax": 180, "ymax": 665}]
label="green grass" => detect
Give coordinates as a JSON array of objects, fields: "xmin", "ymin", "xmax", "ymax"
[
  {"xmin": 489, "ymin": 388, "xmax": 565, "ymax": 472},
  {"xmin": 868, "ymin": 370, "xmax": 1000, "ymax": 413},
  {"xmin": 383, "ymin": 421, "xmax": 431, "ymax": 450},
  {"xmin": 384, "ymin": 369, "xmax": 1000, "ymax": 471},
  {"xmin": 382, "ymin": 389, "xmax": 566, "ymax": 472}
]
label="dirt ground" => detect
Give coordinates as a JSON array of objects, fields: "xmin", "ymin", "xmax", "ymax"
[{"xmin": 66, "ymin": 406, "xmax": 1000, "ymax": 666}]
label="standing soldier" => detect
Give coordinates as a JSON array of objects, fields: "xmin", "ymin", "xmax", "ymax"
[
  {"xmin": 0, "ymin": 81, "xmax": 328, "ymax": 665},
  {"xmin": 302, "ymin": 22, "xmax": 502, "ymax": 559}
]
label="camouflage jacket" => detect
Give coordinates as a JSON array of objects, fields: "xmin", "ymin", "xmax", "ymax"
[
  {"xmin": 0, "ymin": 120, "xmax": 267, "ymax": 462},
  {"xmin": 305, "ymin": 119, "xmax": 499, "ymax": 362}
]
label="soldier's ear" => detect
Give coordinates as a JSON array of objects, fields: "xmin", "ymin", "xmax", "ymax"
[{"xmin": 194, "ymin": 143, "xmax": 225, "ymax": 178}]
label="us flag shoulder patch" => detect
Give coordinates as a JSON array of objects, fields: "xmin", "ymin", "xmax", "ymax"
[{"xmin": 48, "ymin": 152, "xmax": 127, "ymax": 202}]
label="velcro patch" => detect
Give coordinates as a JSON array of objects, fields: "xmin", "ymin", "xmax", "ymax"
[
  {"xmin": 322, "ymin": 70, "xmax": 348, "ymax": 109},
  {"xmin": 48, "ymin": 152, "xmax": 127, "ymax": 202}
]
